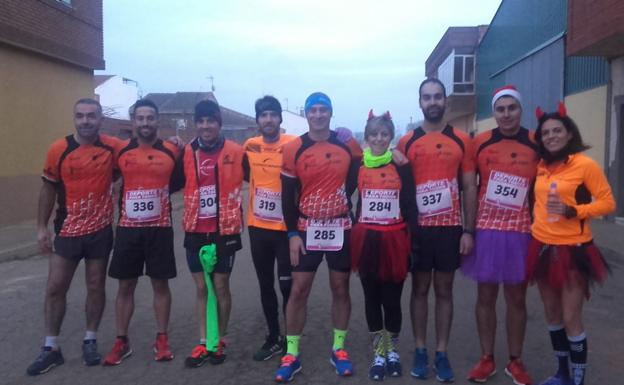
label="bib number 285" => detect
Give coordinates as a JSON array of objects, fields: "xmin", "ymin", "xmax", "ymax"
[{"xmin": 313, "ymin": 229, "xmax": 336, "ymax": 240}]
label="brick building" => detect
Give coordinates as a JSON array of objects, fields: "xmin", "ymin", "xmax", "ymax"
[
  {"xmin": 144, "ymin": 92, "xmax": 257, "ymax": 144},
  {"xmin": 567, "ymin": 0, "xmax": 624, "ymax": 220},
  {"xmin": 0, "ymin": 0, "xmax": 104, "ymax": 226}
]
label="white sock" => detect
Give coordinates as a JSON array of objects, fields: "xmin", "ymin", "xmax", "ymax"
[
  {"xmin": 84, "ymin": 330, "xmax": 97, "ymax": 341},
  {"xmin": 44, "ymin": 336, "xmax": 58, "ymax": 349},
  {"xmin": 200, "ymin": 338, "xmax": 207, "ymax": 346}
]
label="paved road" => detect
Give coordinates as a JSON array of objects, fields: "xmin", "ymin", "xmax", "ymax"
[{"xmin": 2, "ymin": 206, "xmax": 623, "ymax": 385}]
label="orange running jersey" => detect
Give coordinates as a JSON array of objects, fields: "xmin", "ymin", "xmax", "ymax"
[
  {"xmin": 397, "ymin": 125, "xmax": 475, "ymax": 227},
  {"xmin": 116, "ymin": 138, "xmax": 179, "ymax": 227},
  {"xmin": 244, "ymin": 134, "xmax": 296, "ymax": 231},
  {"xmin": 281, "ymin": 132, "xmax": 362, "ymax": 231},
  {"xmin": 473, "ymin": 127, "xmax": 539, "ymax": 232},
  {"xmin": 42, "ymin": 134, "xmax": 123, "ymax": 236},
  {"xmin": 356, "ymin": 162, "xmax": 405, "ymax": 225},
  {"xmin": 531, "ymin": 153, "xmax": 615, "ymax": 245}
]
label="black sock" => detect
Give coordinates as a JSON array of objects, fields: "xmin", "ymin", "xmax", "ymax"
[
  {"xmin": 117, "ymin": 335, "xmax": 128, "ymax": 343},
  {"xmin": 548, "ymin": 325, "xmax": 570, "ymax": 378},
  {"xmin": 568, "ymin": 333, "xmax": 587, "ymax": 385}
]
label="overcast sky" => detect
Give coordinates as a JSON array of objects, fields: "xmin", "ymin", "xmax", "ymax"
[{"xmin": 97, "ymin": 0, "xmax": 502, "ymax": 133}]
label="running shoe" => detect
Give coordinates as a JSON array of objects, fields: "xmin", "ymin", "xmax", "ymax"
[
  {"xmin": 330, "ymin": 348, "xmax": 353, "ymax": 376},
  {"xmin": 434, "ymin": 351, "xmax": 455, "ymax": 383},
  {"xmin": 254, "ymin": 335, "xmax": 284, "ymax": 361},
  {"xmin": 369, "ymin": 354, "xmax": 386, "ymax": 381},
  {"xmin": 537, "ymin": 374, "xmax": 572, "ymax": 385},
  {"xmin": 153, "ymin": 333, "xmax": 174, "ymax": 361},
  {"xmin": 184, "ymin": 344, "xmax": 209, "ymax": 368},
  {"xmin": 275, "ymin": 354, "xmax": 302, "ymax": 383},
  {"xmin": 103, "ymin": 338, "xmax": 132, "ymax": 366},
  {"xmin": 82, "ymin": 339, "xmax": 101, "ymax": 366},
  {"xmin": 209, "ymin": 339, "xmax": 227, "ymax": 365},
  {"xmin": 26, "ymin": 347, "xmax": 64, "ymax": 375},
  {"xmin": 505, "ymin": 358, "xmax": 533, "ymax": 385},
  {"xmin": 386, "ymin": 349, "xmax": 402, "ymax": 377},
  {"xmin": 411, "ymin": 347, "xmax": 429, "ymax": 379},
  {"xmin": 467, "ymin": 355, "xmax": 496, "ymax": 383}
]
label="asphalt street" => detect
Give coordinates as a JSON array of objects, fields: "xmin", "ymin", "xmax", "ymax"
[{"xmin": 2, "ymin": 204, "xmax": 623, "ymax": 385}]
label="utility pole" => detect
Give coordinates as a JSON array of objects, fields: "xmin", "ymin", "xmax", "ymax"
[{"xmin": 207, "ymin": 76, "xmax": 215, "ymax": 92}]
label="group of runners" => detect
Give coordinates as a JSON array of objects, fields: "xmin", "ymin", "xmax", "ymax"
[{"xmin": 27, "ymin": 79, "xmax": 615, "ymax": 385}]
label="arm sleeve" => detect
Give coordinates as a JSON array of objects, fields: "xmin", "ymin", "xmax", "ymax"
[
  {"xmin": 242, "ymin": 152, "xmax": 250, "ymax": 183},
  {"xmin": 398, "ymin": 163, "xmax": 419, "ymax": 233},
  {"xmin": 281, "ymin": 174, "xmax": 300, "ymax": 232},
  {"xmin": 572, "ymin": 159, "xmax": 616, "ymax": 219},
  {"xmin": 169, "ymin": 147, "xmax": 186, "ymax": 193}
]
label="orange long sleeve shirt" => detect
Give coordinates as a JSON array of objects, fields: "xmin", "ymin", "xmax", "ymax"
[{"xmin": 531, "ymin": 153, "xmax": 616, "ymax": 244}]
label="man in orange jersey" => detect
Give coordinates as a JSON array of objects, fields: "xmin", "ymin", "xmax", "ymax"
[
  {"xmin": 462, "ymin": 86, "xmax": 538, "ymax": 385},
  {"xmin": 397, "ymin": 78, "xmax": 477, "ymax": 382},
  {"xmin": 179, "ymin": 100, "xmax": 244, "ymax": 367},
  {"xmin": 243, "ymin": 96, "xmax": 295, "ymax": 361},
  {"xmin": 274, "ymin": 92, "xmax": 362, "ymax": 383},
  {"xmin": 103, "ymin": 99, "xmax": 181, "ymax": 366},
  {"xmin": 28, "ymin": 99, "xmax": 121, "ymax": 375}
]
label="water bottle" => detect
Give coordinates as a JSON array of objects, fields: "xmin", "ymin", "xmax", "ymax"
[{"xmin": 547, "ymin": 182, "xmax": 559, "ymax": 222}]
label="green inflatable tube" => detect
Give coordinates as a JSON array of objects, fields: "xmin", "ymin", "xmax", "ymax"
[{"xmin": 199, "ymin": 244, "xmax": 219, "ymax": 353}]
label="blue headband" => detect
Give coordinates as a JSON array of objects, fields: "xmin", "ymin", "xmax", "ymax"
[{"xmin": 304, "ymin": 92, "xmax": 332, "ymax": 114}]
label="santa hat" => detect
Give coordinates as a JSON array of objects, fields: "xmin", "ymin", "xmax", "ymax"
[{"xmin": 491, "ymin": 85, "xmax": 522, "ymax": 109}]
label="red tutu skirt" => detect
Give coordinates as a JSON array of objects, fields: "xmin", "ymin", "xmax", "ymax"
[
  {"xmin": 350, "ymin": 222, "xmax": 410, "ymax": 283},
  {"xmin": 526, "ymin": 237, "xmax": 610, "ymax": 293}
]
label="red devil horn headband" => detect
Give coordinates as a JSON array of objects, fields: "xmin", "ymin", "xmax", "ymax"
[
  {"xmin": 557, "ymin": 102, "xmax": 567, "ymax": 118},
  {"xmin": 535, "ymin": 106, "xmax": 545, "ymax": 120},
  {"xmin": 368, "ymin": 109, "xmax": 375, "ymax": 121},
  {"xmin": 383, "ymin": 111, "xmax": 392, "ymax": 120}
]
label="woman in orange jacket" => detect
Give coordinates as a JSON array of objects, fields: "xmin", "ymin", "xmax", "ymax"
[{"xmin": 528, "ymin": 103, "xmax": 615, "ymax": 385}]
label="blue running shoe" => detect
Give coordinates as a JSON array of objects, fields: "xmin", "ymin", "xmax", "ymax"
[
  {"xmin": 411, "ymin": 348, "xmax": 429, "ymax": 379},
  {"xmin": 27, "ymin": 347, "xmax": 64, "ymax": 375},
  {"xmin": 538, "ymin": 374, "xmax": 572, "ymax": 385},
  {"xmin": 330, "ymin": 349, "xmax": 353, "ymax": 376},
  {"xmin": 386, "ymin": 349, "xmax": 402, "ymax": 377},
  {"xmin": 434, "ymin": 351, "xmax": 455, "ymax": 383},
  {"xmin": 369, "ymin": 354, "xmax": 386, "ymax": 381},
  {"xmin": 275, "ymin": 354, "xmax": 301, "ymax": 383}
]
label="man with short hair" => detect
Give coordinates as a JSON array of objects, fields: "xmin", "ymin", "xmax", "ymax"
[
  {"xmin": 103, "ymin": 99, "xmax": 180, "ymax": 366},
  {"xmin": 28, "ymin": 98, "xmax": 121, "ymax": 375},
  {"xmin": 462, "ymin": 85, "xmax": 537, "ymax": 385},
  {"xmin": 243, "ymin": 96, "xmax": 296, "ymax": 361},
  {"xmin": 180, "ymin": 100, "xmax": 244, "ymax": 367},
  {"xmin": 397, "ymin": 78, "xmax": 477, "ymax": 383},
  {"xmin": 274, "ymin": 92, "xmax": 362, "ymax": 383}
]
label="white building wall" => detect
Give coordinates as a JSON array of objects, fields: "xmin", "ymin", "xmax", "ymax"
[
  {"xmin": 438, "ymin": 50, "xmax": 455, "ymax": 95},
  {"xmin": 95, "ymin": 76, "xmax": 140, "ymax": 119},
  {"xmin": 282, "ymin": 111, "xmax": 308, "ymax": 136}
]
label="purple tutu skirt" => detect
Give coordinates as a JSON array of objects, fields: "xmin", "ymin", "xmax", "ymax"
[{"xmin": 461, "ymin": 229, "xmax": 530, "ymax": 284}]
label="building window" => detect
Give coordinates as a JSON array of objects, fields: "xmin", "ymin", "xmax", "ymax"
[
  {"xmin": 452, "ymin": 55, "xmax": 475, "ymax": 94},
  {"xmin": 438, "ymin": 51, "xmax": 475, "ymax": 96}
]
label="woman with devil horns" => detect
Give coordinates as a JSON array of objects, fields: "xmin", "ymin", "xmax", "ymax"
[
  {"xmin": 528, "ymin": 103, "xmax": 615, "ymax": 385},
  {"xmin": 350, "ymin": 110, "xmax": 418, "ymax": 381}
]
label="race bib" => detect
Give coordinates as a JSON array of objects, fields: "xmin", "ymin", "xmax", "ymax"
[
  {"xmin": 485, "ymin": 171, "xmax": 529, "ymax": 211},
  {"xmin": 416, "ymin": 179, "xmax": 453, "ymax": 217},
  {"xmin": 253, "ymin": 188, "xmax": 283, "ymax": 222},
  {"xmin": 360, "ymin": 189, "xmax": 400, "ymax": 224},
  {"xmin": 125, "ymin": 189, "xmax": 161, "ymax": 221},
  {"xmin": 305, "ymin": 218, "xmax": 344, "ymax": 251},
  {"xmin": 199, "ymin": 185, "xmax": 217, "ymax": 219}
]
